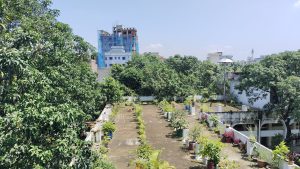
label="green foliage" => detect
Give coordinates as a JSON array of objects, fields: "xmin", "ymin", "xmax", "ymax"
[
  {"xmin": 109, "ymin": 104, "xmax": 120, "ymax": 123},
  {"xmin": 135, "ymin": 104, "xmax": 147, "ymax": 144},
  {"xmin": 209, "ymin": 114, "xmax": 219, "ymax": 127},
  {"xmin": 238, "ymin": 51, "xmax": 300, "ymax": 142},
  {"xmin": 170, "ymin": 111, "xmax": 188, "ymax": 130},
  {"xmin": 111, "ymin": 55, "xmax": 222, "ymax": 100},
  {"xmin": 137, "ymin": 144, "xmax": 153, "ymax": 160},
  {"xmin": 202, "ymin": 139, "xmax": 224, "ymax": 164},
  {"xmin": 99, "ymin": 77, "xmax": 124, "ymax": 104},
  {"xmin": 0, "ymin": 0, "xmax": 109, "ymax": 168},
  {"xmin": 91, "ymin": 149, "xmax": 116, "ymax": 169},
  {"xmin": 271, "ymin": 134, "xmax": 284, "ymax": 149},
  {"xmin": 135, "ymin": 146, "xmax": 175, "ymax": 169},
  {"xmin": 218, "ymin": 159, "xmax": 240, "ymax": 169},
  {"xmin": 102, "ymin": 121, "xmax": 116, "ymax": 134},
  {"xmin": 189, "ymin": 124, "xmax": 202, "ymax": 141},
  {"xmin": 272, "ymin": 141, "xmax": 290, "ymax": 167},
  {"xmin": 183, "ymin": 98, "xmax": 192, "ymax": 106}
]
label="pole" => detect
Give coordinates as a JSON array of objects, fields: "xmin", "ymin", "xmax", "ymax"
[
  {"xmin": 223, "ymin": 65, "xmax": 226, "ymax": 107},
  {"xmin": 257, "ymin": 119, "xmax": 261, "ymax": 143}
]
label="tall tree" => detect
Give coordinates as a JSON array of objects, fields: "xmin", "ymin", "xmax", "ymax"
[
  {"xmin": 0, "ymin": 0, "xmax": 106, "ymax": 168},
  {"xmin": 238, "ymin": 51, "xmax": 300, "ymax": 142}
]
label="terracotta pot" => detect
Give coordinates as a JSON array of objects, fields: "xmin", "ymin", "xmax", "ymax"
[
  {"xmin": 226, "ymin": 137, "xmax": 232, "ymax": 143},
  {"xmin": 257, "ymin": 159, "xmax": 267, "ymax": 168},
  {"xmin": 207, "ymin": 160, "xmax": 215, "ymax": 169},
  {"xmin": 189, "ymin": 141, "xmax": 196, "ymax": 150}
]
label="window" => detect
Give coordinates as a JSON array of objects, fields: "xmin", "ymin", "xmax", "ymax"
[
  {"xmin": 109, "ymin": 57, "xmax": 113, "ymax": 60},
  {"xmin": 122, "ymin": 57, "xmax": 126, "ymax": 60},
  {"xmin": 118, "ymin": 57, "xmax": 120, "ymax": 60},
  {"xmin": 109, "ymin": 64, "xmax": 112, "ymax": 67},
  {"xmin": 105, "ymin": 57, "xmax": 107, "ymax": 60}
]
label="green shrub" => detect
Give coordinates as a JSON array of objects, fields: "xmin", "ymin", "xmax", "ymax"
[
  {"xmin": 102, "ymin": 121, "xmax": 116, "ymax": 134},
  {"xmin": 170, "ymin": 111, "xmax": 188, "ymax": 130},
  {"xmin": 137, "ymin": 144, "xmax": 153, "ymax": 160},
  {"xmin": 272, "ymin": 141, "xmax": 290, "ymax": 167},
  {"xmin": 218, "ymin": 159, "xmax": 240, "ymax": 169},
  {"xmin": 202, "ymin": 140, "xmax": 224, "ymax": 164},
  {"xmin": 189, "ymin": 124, "xmax": 202, "ymax": 141}
]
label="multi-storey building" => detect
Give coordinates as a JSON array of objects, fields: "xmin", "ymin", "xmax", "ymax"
[
  {"xmin": 97, "ymin": 25, "xmax": 139, "ymax": 68},
  {"xmin": 207, "ymin": 52, "xmax": 233, "ymax": 64}
]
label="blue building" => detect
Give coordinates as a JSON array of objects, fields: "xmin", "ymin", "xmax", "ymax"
[{"xmin": 97, "ymin": 25, "xmax": 139, "ymax": 68}]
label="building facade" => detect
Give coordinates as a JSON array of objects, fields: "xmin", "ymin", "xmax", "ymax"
[
  {"xmin": 97, "ymin": 25, "xmax": 139, "ymax": 68},
  {"xmin": 207, "ymin": 52, "xmax": 233, "ymax": 64}
]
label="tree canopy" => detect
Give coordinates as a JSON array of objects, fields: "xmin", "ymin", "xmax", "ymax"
[
  {"xmin": 0, "ymin": 0, "xmax": 113, "ymax": 168},
  {"xmin": 111, "ymin": 54, "xmax": 222, "ymax": 100},
  {"xmin": 238, "ymin": 51, "xmax": 300, "ymax": 142}
]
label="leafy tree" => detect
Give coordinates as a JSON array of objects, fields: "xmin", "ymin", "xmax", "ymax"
[
  {"xmin": 238, "ymin": 51, "xmax": 300, "ymax": 143},
  {"xmin": 112, "ymin": 54, "xmax": 221, "ymax": 100},
  {"xmin": 0, "ymin": 0, "xmax": 107, "ymax": 168},
  {"xmin": 99, "ymin": 77, "xmax": 124, "ymax": 104}
]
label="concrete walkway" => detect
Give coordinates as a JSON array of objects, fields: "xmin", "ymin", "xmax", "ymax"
[
  {"xmin": 108, "ymin": 106, "xmax": 139, "ymax": 169},
  {"xmin": 142, "ymin": 105, "xmax": 201, "ymax": 169}
]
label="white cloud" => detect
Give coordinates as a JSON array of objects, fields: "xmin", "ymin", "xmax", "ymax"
[
  {"xmin": 294, "ymin": 0, "xmax": 300, "ymax": 7},
  {"xmin": 147, "ymin": 43, "xmax": 163, "ymax": 49}
]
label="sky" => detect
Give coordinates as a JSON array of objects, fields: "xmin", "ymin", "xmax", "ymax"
[{"xmin": 51, "ymin": 0, "xmax": 300, "ymax": 60}]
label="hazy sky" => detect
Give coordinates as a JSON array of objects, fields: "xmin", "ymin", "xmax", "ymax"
[{"xmin": 51, "ymin": 0, "xmax": 300, "ymax": 60}]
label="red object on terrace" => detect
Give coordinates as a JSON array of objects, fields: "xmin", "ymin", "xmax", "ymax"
[
  {"xmin": 224, "ymin": 130, "xmax": 234, "ymax": 138},
  {"xmin": 234, "ymin": 138, "xmax": 240, "ymax": 144}
]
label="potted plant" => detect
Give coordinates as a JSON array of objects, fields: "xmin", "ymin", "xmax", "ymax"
[
  {"xmin": 102, "ymin": 135, "xmax": 110, "ymax": 147},
  {"xmin": 287, "ymin": 152, "xmax": 298, "ymax": 165},
  {"xmin": 197, "ymin": 136, "xmax": 209, "ymax": 163},
  {"xmin": 102, "ymin": 121, "xmax": 116, "ymax": 139},
  {"xmin": 272, "ymin": 141, "xmax": 290, "ymax": 168},
  {"xmin": 214, "ymin": 126, "xmax": 220, "ymax": 135},
  {"xmin": 183, "ymin": 99, "xmax": 191, "ymax": 110},
  {"xmin": 218, "ymin": 159, "xmax": 240, "ymax": 169},
  {"xmin": 188, "ymin": 124, "xmax": 202, "ymax": 150},
  {"xmin": 247, "ymin": 129, "xmax": 256, "ymax": 156},
  {"xmin": 256, "ymin": 149, "xmax": 269, "ymax": 168},
  {"xmin": 202, "ymin": 140, "xmax": 224, "ymax": 169},
  {"xmin": 170, "ymin": 111, "xmax": 188, "ymax": 137},
  {"xmin": 208, "ymin": 115, "xmax": 219, "ymax": 129}
]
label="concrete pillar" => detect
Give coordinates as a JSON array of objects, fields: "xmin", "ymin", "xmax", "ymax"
[
  {"xmin": 254, "ymin": 124, "xmax": 259, "ymax": 142},
  {"xmin": 190, "ymin": 106, "xmax": 196, "ymax": 115},
  {"xmin": 183, "ymin": 129, "xmax": 189, "ymax": 141},
  {"xmin": 267, "ymin": 123, "xmax": 272, "ymax": 147},
  {"xmin": 95, "ymin": 131, "xmax": 102, "ymax": 143},
  {"xmin": 167, "ymin": 112, "xmax": 172, "ymax": 121}
]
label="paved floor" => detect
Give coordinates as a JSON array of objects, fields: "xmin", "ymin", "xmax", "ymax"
[
  {"xmin": 142, "ymin": 105, "xmax": 201, "ymax": 169},
  {"xmin": 108, "ymin": 104, "xmax": 255, "ymax": 169},
  {"xmin": 108, "ymin": 106, "xmax": 139, "ymax": 169}
]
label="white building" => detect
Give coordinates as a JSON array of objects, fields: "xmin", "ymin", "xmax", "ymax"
[
  {"xmin": 104, "ymin": 46, "xmax": 132, "ymax": 67},
  {"xmin": 207, "ymin": 52, "xmax": 233, "ymax": 64},
  {"xmin": 229, "ymin": 73, "xmax": 270, "ymax": 109}
]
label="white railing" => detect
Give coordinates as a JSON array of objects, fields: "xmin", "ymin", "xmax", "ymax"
[
  {"xmin": 201, "ymin": 112, "xmax": 300, "ymax": 169},
  {"xmin": 232, "ymin": 129, "xmax": 248, "ymax": 144},
  {"xmin": 86, "ymin": 104, "xmax": 112, "ymax": 143}
]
